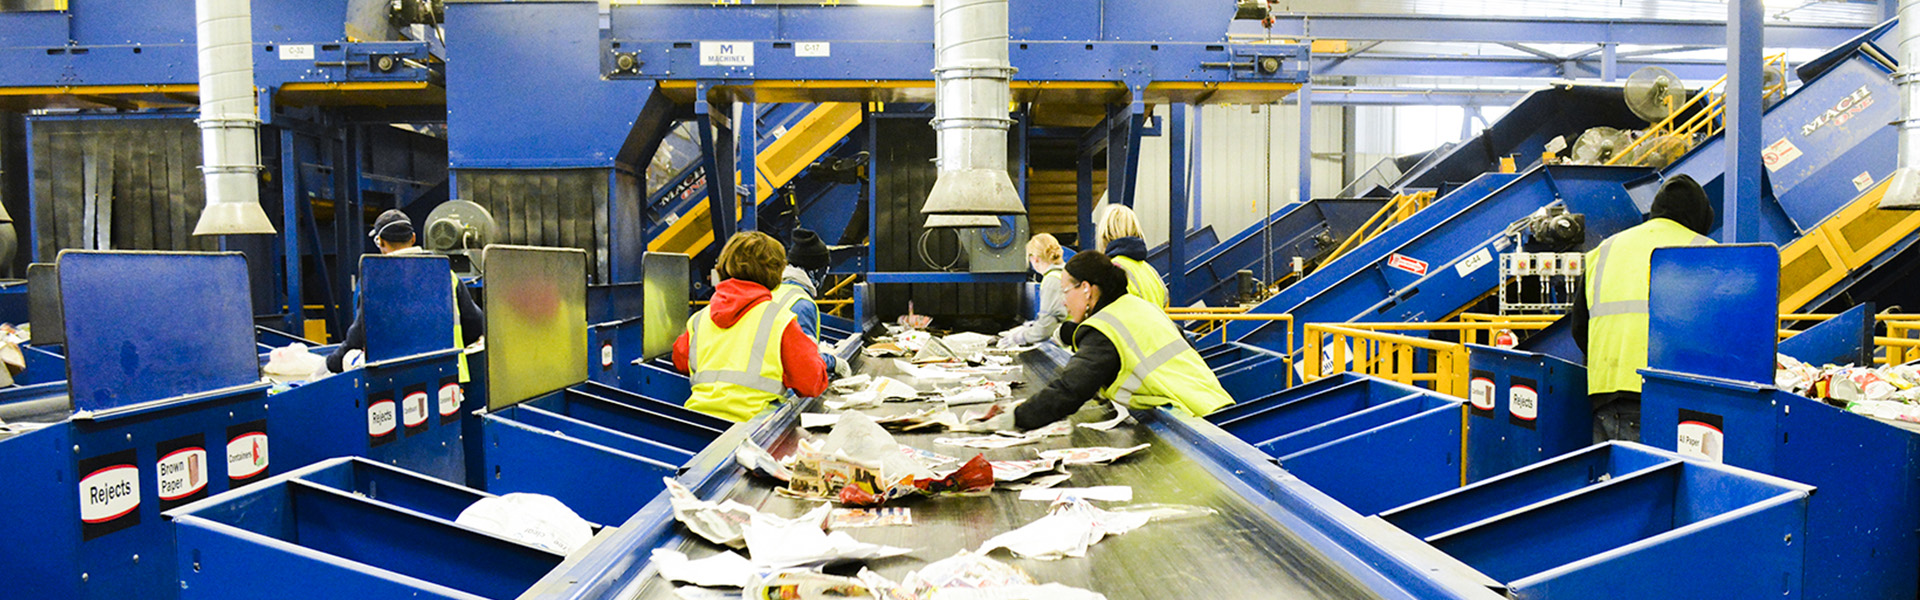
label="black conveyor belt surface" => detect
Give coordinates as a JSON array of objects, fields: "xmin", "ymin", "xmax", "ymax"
[{"xmin": 632, "ymin": 350, "xmax": 1386, "ymax": 600}]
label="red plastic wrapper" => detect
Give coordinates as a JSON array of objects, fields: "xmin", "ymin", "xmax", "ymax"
[{"xmin": 915, "ymin": 454, "xmax": 995, "ymax": 495}]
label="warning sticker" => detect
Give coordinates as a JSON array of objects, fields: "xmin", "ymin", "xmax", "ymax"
[
  {"xmin": 1854, "ymin": 171, "xmax": 1875, "ymax": 192},
  {"xmin": 1386, "ymin": 253, "xmax": 1429, "ymax": 276},
  {"xmin": 1762, "ymin": 138, "xmax": 1803, "ymax": 172}
]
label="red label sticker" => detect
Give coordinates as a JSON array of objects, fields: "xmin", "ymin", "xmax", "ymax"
[{"xmin": 1387, "ymin": 253, "xmax": 1429, "ymax": 276}]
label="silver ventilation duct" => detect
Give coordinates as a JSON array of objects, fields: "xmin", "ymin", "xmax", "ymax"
[
  {"xmin": 192, "ymin": 0, "xmax": 277, "ymax": 235},
  {"xmin": 1883, "ymin": 1, "xmax": 1920, "ymax": 209},
  {"xmin": 924, "ymin": 214, "xmax": 1002, "ymax": 228},
  {"xmin": 921, "ymin": 0, "xmax": 1025, "ymax": 227}
]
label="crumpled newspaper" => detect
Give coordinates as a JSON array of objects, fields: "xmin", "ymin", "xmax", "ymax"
[
  {"xmin": 744, "ymin": 504, "xmax": 912, "ymax": 568},
  {"xmin": 735, "ymin": 439, "xmax": 791, "ymax": 482},
  {"xmin": 977, "ymin": 498, "xmax": 1153, "ymax": 560},
  {"xmin": 664, "ymin": 477, "xmax": 760, "ymax": 548}
]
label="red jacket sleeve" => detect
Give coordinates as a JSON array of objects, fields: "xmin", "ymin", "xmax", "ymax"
[
  {"xmin": 780, "ymin": 321, "xmax": 830, "ymax": 397},
  {"xmin": 672, "ymin": 331, "xmax": 691, "ymax": 374}
]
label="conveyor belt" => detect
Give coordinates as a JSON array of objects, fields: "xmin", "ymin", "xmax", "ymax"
[{"xmin": 627, "ymin": 350, "xmax": 1386, "ymax": 600}]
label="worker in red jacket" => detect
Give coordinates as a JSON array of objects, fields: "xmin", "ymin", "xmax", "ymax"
[{"xmin": 673, "ymin": 231, "xmax": 829, "ymax": 421}]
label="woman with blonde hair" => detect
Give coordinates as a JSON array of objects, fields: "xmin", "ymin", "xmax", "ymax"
[
  {"xmin": 672, "ymin": 231, "xmax": 829, "ymax": 421},
  {"xmin": 1096, "ymin": 205, "xmax": 1168, "ymax": 308},
  {"xmin": 998, "ymin": 233, "xmax": 1069, "ymax": 347}
]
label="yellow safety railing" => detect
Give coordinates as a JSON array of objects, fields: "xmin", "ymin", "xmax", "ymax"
[
  {"xmin": 1321, "ymin": 190, "xmax": 1437, "ymax": 267},
  {"xmin": 1301, "ymin": 317, "xmax": 1564, "ymax": 398},
  {"xmin": 1777, "ymin": 313, "xmax": 1920, "ymax": 365},
  {"xmin": 1304, "ymin": 324, "xmax": 1470, "ymax": 397},
  {"xmin": 1165, "ymin": 312, "xmax": 1295, "ymax": 387},
  {"xmin": 1607, "ymin": 54, "xmax": 1789, "ymax": 167}
]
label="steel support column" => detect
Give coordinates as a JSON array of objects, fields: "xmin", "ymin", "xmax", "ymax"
[
  {"xmin": 1727, "ymin": 0, "xmax": 1764, "ymax": 242},
  {"xmin": 1077, "ymin": 153, "xmax": 1096, "ymax": 250},
  {"xmin": 739, "ymin": 102, "xmax": 758, "ymax": 232},
  {"xmin": 697, "ymin": 85, "xmax": 737, "ymax": 245},
  {"xmin": 1168, "ymin": 104, "xmax": 1190, "ymax": 306},
  {"xmin": 1601, "ymin": 42, "xmax": 1619, "ymax": 81},
  {"xmin": 280, "ymin": 127, "xmax": 303, "ymax": 335},
  {"xmin": 1297, "ymin": 83, "xmax": 1313, "ymax": 204}
]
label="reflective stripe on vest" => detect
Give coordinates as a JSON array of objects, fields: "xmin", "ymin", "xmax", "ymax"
[
  {"xmin": 451, "ymin": 272, "xmax": 469, "ymax": 383},
  {"xmin": 1111, "ymin": 256, "xmax": 1168, "ymax": 308},
  {"xmin": 1583, "ymin": 218, "xmax": 1714, "ymax": 394},
  {"xmin": 772, "ymin": 283, "xmax": 820, "ymax": 340},
  {"xmin": 1079, "ymin": 294, "xmax": 1234, "ymax": 417},
  {"xmin": 687, "ymin": 303, "xmax": 787, "ymax": 395}
]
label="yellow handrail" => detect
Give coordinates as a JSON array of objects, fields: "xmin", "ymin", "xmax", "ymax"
[
  {"xmin": 1304, "ymin": 324, "xmax": 1470, "ymax": 397},
  {"xmin": 1774, "ymin": 312, "xmax": 1918, "ymax": 365},
  {"xmin": 1606, "ymin": 54, "xmax": 1789, "ymax": 167},
  {"xmin": 1166, "ymin": 313, "xmax": 1296, "ymax": 387}
]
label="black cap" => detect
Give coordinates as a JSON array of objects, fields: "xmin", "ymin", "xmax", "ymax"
[
  {"xmin": 370, "ymin": 209, "xmax": 414, "ymax": 243},
  {"xmin": 789, "ymin": 228, "xmax": 831, "ymax": 270}
]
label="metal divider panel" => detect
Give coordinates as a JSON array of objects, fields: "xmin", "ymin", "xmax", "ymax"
[
  {"xmin": 361, "ymin": 254, "xmax": 457, "ymax": 364},
  {"xmin": 25, "ymin": 263, "xmax": 61, "ymax": 345},
  {"xmin": 483, "ymin": 245, "xmax": 589, "ymax": 410},
  {"xmin": 642, "ymin": 252, "xmax": 690, "ymax": 361},
  {"xmin": 59, "ymin": 251, "xmax": 257, "ymax": 412},
  {"xmin": 1647, "ymin": 244, "xmax": 1779, "ymax": 384}
]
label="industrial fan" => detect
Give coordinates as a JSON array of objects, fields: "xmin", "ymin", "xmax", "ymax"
[
  {"xmin": 1624, "ymin": 66, "xmax": 1688, "ymax": 124},
  {"xmin": 422, "ymin": 199, "xmax": 496, "ymax": 276},
  {"xmin": 1568, "ymin": 127, "xmax": 1631, "ymax": 165}
]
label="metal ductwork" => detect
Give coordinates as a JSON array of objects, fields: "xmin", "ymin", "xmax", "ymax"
[
  {"xmin": 924, "ymin": 214, "xmax": 1002, "ymax": 228},
  {"xmin": 1884, "ymin": 0, "xmax": 1920, "ymax": 210},
  {"xmin": 921, "ymin": 0, "xmax": 1025, "ymax": 228},
  {"xmin": 191, "ymin": 0, "xmax": 277, "ymax": 235}
]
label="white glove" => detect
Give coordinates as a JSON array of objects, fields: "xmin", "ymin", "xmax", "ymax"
[
  {"xmin": 971, "ymin": 411, "xmax": 1018, "ymax": 433},
  {"xmin": 996, "ymin": 330, "xmax": 1020, "ymax": 349},
  {"xmin": 830, "ymin": 355, "xmax": 852, "ymax": 379}
]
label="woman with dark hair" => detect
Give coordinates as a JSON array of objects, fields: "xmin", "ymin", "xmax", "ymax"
[{"xmin": 1010, "ymin": 250, "xmax": 1234, "ymax": 430}]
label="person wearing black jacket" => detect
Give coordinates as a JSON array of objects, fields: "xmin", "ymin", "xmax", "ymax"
[
  {"xmin": 1010, "ymin": 251, "xmax": 1234, "ymax": 430},
  {"xmin": 327, "ymin": 210, "xmax": 485, "ymax": 374}
]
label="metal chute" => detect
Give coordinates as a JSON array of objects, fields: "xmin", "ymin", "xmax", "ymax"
[{"xmin": 921, "ymin": 0, "xmax": 1026, "ymax": 227}]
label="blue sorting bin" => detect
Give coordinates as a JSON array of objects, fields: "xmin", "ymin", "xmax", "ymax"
[
  {"xmin": 477, "ymin": 382, "xmax": 729, "ymax": 525},
  {"xmin": 1375, "ymin": 442, "xmax": 1813, "ymax": 600},
  {"xmin": 1210, "ymin": 373, "xmax": 1465, "ymax": 514},
  {"xmin": 167, "ymin": 457, "xmax": 579, "ymax": 600}
]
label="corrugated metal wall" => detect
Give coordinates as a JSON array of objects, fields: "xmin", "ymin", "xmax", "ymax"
[
  {"xmin": 456, "ymin": 169, "xmax": 612, "ymax": 283},
  {"xmin": 28, "ymin": 117, "xmax": 217, "ymax": 261},
  {"xmin": 1126, "ymin": 103, "xmax": 1346, "ymax": 248},
  {"xmin": 871, "ymin": 115, "xmax": 1019, "ymax": 321}
]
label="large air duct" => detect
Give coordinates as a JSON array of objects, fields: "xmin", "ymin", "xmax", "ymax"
[
  {"xmin": 921, "ymin": 0, "xmax": 1026, "ymax": 228},
  {"xmin": 1883, "ymin": 1, "xmax": 1920, "ymax": 209},
  {"xmin": 192, "ymin": 0, "xmax": 277, "ymax": 235}
]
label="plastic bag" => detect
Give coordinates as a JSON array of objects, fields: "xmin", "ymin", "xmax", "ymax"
[{"xmin": 263, "ymin": 343, "xmax": 329, "ymax": 382}]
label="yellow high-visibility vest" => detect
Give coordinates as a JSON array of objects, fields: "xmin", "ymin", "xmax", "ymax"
[
  {"xmin": 1111, "ymin": 256, "xmax": 1169, "ymax": 309},
  {"xmin": 685, "ymin": 301, "xmax": 795, "ymax": 422},
  {"xmin": 1078, "ymin": 294, "xmax": 1234, "ymax": 416},
  {"xmin": 1584, "ymin": 218, "xmax": 1715, "ymax": 395}
]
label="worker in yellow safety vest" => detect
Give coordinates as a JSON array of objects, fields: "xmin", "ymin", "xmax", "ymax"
[
  {"xmin": 997, "ymin": 233, "xmax": 1070, "ymax": 347},
  {"xmin": 1005, "ymin": 250, "xmax": 1234, "ymax": 430},
  {"xmin": 1571, "ymin": 174, "xmax": 1716, "ymax": 443},
  {"xmin": 1095, "ymin": 204, "xmax": 1169, "ymax": 309},
  {"xmin": 673, "ymin": 231, "xmax": 830, "ymax": 422},
  {"xmin": 327, "ymin": 209, "xmax": 484, "ymax": 382}
]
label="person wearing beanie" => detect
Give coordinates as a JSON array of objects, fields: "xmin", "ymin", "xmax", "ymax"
[
  {"xmin": 996, "ymin": 250, "xmax": 1234, "ymax": 431},
  {"xmin": 1095, "ymin": 204, "xmax": 1169, "ymax": 308},
  {"xmin": 326, "ymin": 209, "xmax": 486, "ymax": 377},
  {"xmin": 772, "ymin": 228, "xmax": 850, "ymax": 378},
  {"xmin": 673, "ymin": 231, "xmax": 830, "ymax": 421},
  {"xmin": 1571, "ymin": 173, "xmax": 1716, "ymax": 443}
]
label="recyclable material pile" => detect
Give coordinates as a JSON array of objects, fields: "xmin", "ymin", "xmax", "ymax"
[
  {"xmin": 653, "ymin": 326, "xmax": 1213, "ymax": 599},
  {"xmin": 1778, "ymin": 354, "xmax": 1920, "ymax": 421}
]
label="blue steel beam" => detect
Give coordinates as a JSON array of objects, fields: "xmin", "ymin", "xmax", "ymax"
[
  {"xmin": 1314, "ymin": 54, "xmax": 1732, "ymax": 80},
  {"xmin": 1296, "ymin": 88, "xmax": 1531, "ymax": 106},
  {"xmin": 1728, "ymin": 0, "xmax": 1765, "ymax": 242},
  {"xmin": 1244, "ymin": 14, "xmax": 1870, "ymax": 48}
]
